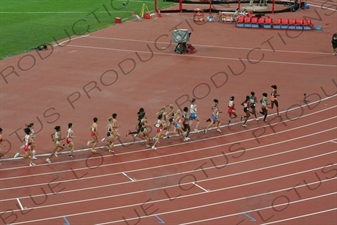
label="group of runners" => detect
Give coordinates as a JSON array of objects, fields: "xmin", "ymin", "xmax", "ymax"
[{"xmin": 0, "ymin": 85, "xmax": 280, "ymax": 166}]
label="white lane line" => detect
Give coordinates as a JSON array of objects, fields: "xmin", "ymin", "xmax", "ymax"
[
  {"xmin": 122, "ymin": 172, "xmax": 136, "ymax": 182},
  {"xmin": 7, "ymin": 169, "xmax": 337, "ymax": 224},
  {"xmin": 261, "ymin": 207, "xmax": 337, "ymax": 225},
  {"xmin": 87, "ymin": 35, "xmax": 335, "ymax": 55},
  {"xmin": 178, "ymin": 193, "xmax": 337, "ymax": 225},
  {"xmin": 193, "ymin": 182, "xmax": 210, "ymax": 193},
  {"xmin": 16, "ymin": 198, "xmax": 25, "ymax": 210},
  {"xmin": 330, "ymin": 139, "xmax": 337, "ymax": 144},
  {"xmin": 0, "ymin": 126, "xmax": 335, "ymax": 192},
  {"xmin": 2, "ymin": 151, "xmax": 336, "ymax": 215},
  {"xmin": 53, "ymin": 34, "xmax": 90, "ymax": 47},
  {"xmin": 67, "ymin": 44, "xmax": 337, "ymax": 67}
]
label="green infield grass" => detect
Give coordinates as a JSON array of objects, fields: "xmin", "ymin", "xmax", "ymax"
[{"xmin": 0, "ymin": 0, "xmax": 176, "ymax": 60}]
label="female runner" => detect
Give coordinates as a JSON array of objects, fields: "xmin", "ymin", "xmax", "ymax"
[
  {"xmin": 182, "ymin": 107, "xmax": 191, "ymax": 140},
  {"xmin": 227, "ymin": 96, "xmax": 238, "ymax": 126},
  {"xmin": 46, "ymin": 126, "xmax": 68, "ymax": 163},
  {"xmin": 152, "ymin": 114, "xmax": 165, "ymax": 150},
  {"xmin": 111, "ymin": 113, "xmax": 120, "ymax": 141},
  {"xmin": 260, "ymin": 93, "xmax": 269, "ymax": 122},
  {"xmin": 22, "ymin": 123, "xmax": 37, "ymax": 160},
  {"xmin": 127, "ymin": 108, "xmax": 146, "ymax": 137},
  {"xmin": 249, "ymin": 92, "xmax": 259, "ymax": 120},
  {"xmin": 106, "ymin": 113, "xmax": 120, "ymax": 153},
  {"xmin": 156, "ymin": 106, "xmax": 168, "ymax": 132},
  {"xmin": 189, "ymin": 98, "xmax": 200, "ymax": 132},
  {"xmin": 103, "ymin": 117, "xmax": 115, "ymax": 153},
  {"xmin": 167, "ymin": 109, "xmax": 189, "ymax": 141},
  {"xmin": 14, "ymin": 128, "xmax": 35, "ymax": 166},
  {"xmin": 241, "ymin": 96, "xmax": 251, "ymax": 127},
  {"xmin": 137, "ymin": 114, "xmax": 152, "ymax": 148},
  {"xmin": 65, "ymin": 123, "xmax": 76, "ymax": 158},
  {"xmin": 87, "ymin": 117, "xmax": 99, "ymax": 153},
  {"xmin": 269, "ymin": 85, "xmax": 280, "ymax": 116},
  {"xmin": 165, "ymin": 104, "xmax": 175, "ymax": 135},
  {"xmin": 204, "ymin": 99, "xmax": 222, "ymax": 134}
]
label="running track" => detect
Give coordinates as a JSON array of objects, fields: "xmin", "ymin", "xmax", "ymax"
[{"xmin": 0, "ymin": 2, "xmax": 336, "ymax": 225}]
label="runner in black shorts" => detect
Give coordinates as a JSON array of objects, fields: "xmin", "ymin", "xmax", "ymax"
[
  {"xmin": 182, "ymin": 107, "xmax": 191, "ymax": 140},
  {"xmin": 249, "ymin": 91, "xmax": 258, "ymax": 120},
  {"xmin": 260, "ymin": 93, "xmax": 269, "ymax": 122},
  {"xmin": 241, "ymin": 96, "xmax": 251, "ymax": 127},
  {"xmin": 269, "ymin": 85, "xmax": 280, "ymax": 116},
  {"xmin": 332, "ymin": 32, "xmax": 337, "ymax": 56},
  {"xmin": 127, "ymin": 108, "xmax": 146, "ymax": 137}
]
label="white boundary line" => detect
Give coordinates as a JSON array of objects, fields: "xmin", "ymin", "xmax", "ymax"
[
  {"xmin": 0, "ymin": 137, "xmax": 334, "ymax": 204},
  {"xmin": 6, "ymin": 163, "xmax": 337, "ymax": 224},
  {"xmin": 53, "ymin": 34, "xmax": 90, "ymax": 47},
  {"xmin": 242, "ymin": 213, "xmax": 257, "ymax": 222},
  {"xmin": 177, "ymin": 193, "xmax": 337, "ymax": 225},
  {"xmin": 16, "ymin": 198, "xmax": 24, "ymax": 210},
  {"xmin": 193, "ymin": 182, "xmax": 209, "ymax": 192},
  {"xmin": 1, "ymin": 146, "xmax": 335, "ymax": 209},
  {"xmin": 0, "ymin": 120, "xmax": 335, "ymax": 190},
  {"xmin": 154, "ymin": 214, "xmax": 165, "ymax": 224},
  {"xmin": 261, "ymin": 207, "xmax": 337, "ymax": 225},
  {"xmin": 66, "ymin": 44, "xmax": 337, "ymax": 67},
  {"xmin": 122, "ymin": 172, "xmax": 136, "ymax": 182},
  {"xmin": 0, "ymin": 138, "xmax": 334, "ymax": 202},
  {"xmin": 87, "ymin": 35, "xmax": 335, "ymax": 56}
]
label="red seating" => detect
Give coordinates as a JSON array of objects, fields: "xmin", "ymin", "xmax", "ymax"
[
  {"xmin": 281, "ymin": 18, "xmax": 289, "ymax": 24},
  {"xmin": 289, "ymin": 19, "xmax": 296, "ymax": 24},
  {"xmin": 251, "ymin": 17, "xmax": 258, "ymax": 23},
  {"xmin": 305, "ymin": 19, "xmax": 312, "ymax": 25},
  {"xmin": 265, "ymin": 17, "xmax": 273, "ymax": 24},
  {"xmin": 244, "ymin": 17, "xmax": 251, "ymax": 23},
  {"xmin": 275, "ymin": 18, "xmax": 282, "ymax": 24},
  {"xmin": 258, "ymin": 17, "xmax": 265, "ymax": 24},
  {"xmin": 237, "ymin": 16, "xmax": 244, "ymax": 23},
  {"xmin": 297, "ymin": 19, "xmax": 304, "ymax": 25}
]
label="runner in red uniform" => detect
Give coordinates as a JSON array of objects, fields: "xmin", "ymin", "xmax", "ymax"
[
  {"xmin": 25, "ymin": 123, "xmax": 37, "ymax": 160},
  {"xmin": 65, "ymin": 123, "xmax": 76, "ymax": 158},
  {"xmin": 152, "ymin": 114, "xmax": 165, "ymax": 150},
  {"xmin": 227, "ymin": 96, "xmax": 238, "ymax": 126},
  {"xmin": 87, "ymin": 117, "xmax": 99, "ymax": 153},
  {"xmin": 14, "ymin": 128, "xmax": 35, "ymax": 166}
]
